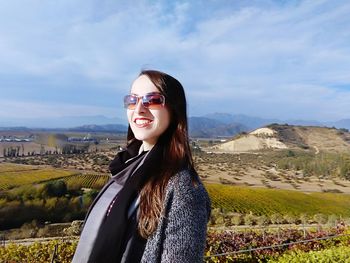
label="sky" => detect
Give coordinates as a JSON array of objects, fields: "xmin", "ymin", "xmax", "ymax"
[{"xmin": 1, "ymin": 0, "xmax": 350, "ymax": 127}]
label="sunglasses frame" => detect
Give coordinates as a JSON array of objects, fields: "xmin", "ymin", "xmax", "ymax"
[{"xmin": 124, "ymin": 92, "xmax": 166, "ymax": 110}]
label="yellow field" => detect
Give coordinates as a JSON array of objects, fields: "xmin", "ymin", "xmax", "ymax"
[{"xmin": 0, "ymin": 163, "xmax": 77, "ymax": 190}]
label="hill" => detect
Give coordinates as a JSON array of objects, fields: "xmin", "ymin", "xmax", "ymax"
[{"xmin": 211, "ymin": 124, "xmax": 350, "ymax": 153}]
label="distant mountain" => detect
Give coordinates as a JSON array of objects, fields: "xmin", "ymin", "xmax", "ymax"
[
  {"xmin": 2, "ymin": 113, "xmax": 350, "ymax": 135},
  {"xmin": 328, "ymin": 119, "xmax": 350, "ymax": 130},
  {"xmin": 0, "ymin": 126, "xmax": 31, "ymax": 131},
  {"xmin": 0, "ymin": 115, "xmax": 127, "ymax": 129},
  {"xmin": 204, "ymin": 113, "xmax": 279, "ymax": 130},
  {"xmin": 286, "ymin": 120, "xmax": 325, "ymax": 127},
  {"xmin": 204, "ymin": 113, "xmax": 350, "ymax": 131},
  {"xmin": 68, "ymin": 124, "xmax": 127, "ymax": 133},
  {"xmin": 188, "ymin": 116, "xmax": 248, "ymax": 138},
  {"xmin": 0, "ymin": 124, "xmax": 128, "ymax": 133}
]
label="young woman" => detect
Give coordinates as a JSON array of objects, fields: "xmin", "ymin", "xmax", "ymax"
[{"xmin": 72, "ymin": 70, "xmax": 211, "ymax": 263}]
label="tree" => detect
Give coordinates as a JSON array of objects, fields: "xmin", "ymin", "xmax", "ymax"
[
  {"xmin": 82, "ymin": 189, "xmax": 99, "ymax": 209},
  {"xmin": 243, "ymin": 212, "xmax": 255, "ymax": 226},
  {"xmin": 41, "ymin": 180, "xmax": 67, "ymax": 198},
  {"xmin": 231, "ymin": 214, "xmax": 242, "ymax": 226}
]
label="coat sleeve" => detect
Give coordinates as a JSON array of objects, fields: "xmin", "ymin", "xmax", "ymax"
[{"xmin": 160, "ymin": 171, "xmax": 210, "ymax": 263}]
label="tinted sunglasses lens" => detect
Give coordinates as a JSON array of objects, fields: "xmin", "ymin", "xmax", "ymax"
[
  {"xmin": 124, "ymin": 93, "xmax": 165, "ymax": 109},
  {"xmin": 124, "ymin": 95, "xmax": 137, "ymax": 109},
  {"xmin": 143, "ymin": 94, "xmax": 165, "ymax": 109}
]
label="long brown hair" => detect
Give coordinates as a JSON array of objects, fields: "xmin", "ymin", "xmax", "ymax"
[{"xmin": 126, "ymin": 69, "xmax": 194, "ymax": 238}]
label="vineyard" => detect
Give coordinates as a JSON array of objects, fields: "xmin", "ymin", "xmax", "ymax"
[
  {"xmin": 2, "ymin": 163, "xmax": 350, "ymax": 222},
  {"xmin": 0, "ymin": 163, "xmax": 111, "ymax": 191},
  {"xmin": 0, "ymin": 163, "xmax": 77, "ymax": 190},
  {"xmin": 1, "ymin": 226, "xmax": 350, "ymax": 262},
  {"xmin": 206, "ymin": 183, "xmax": 350, "ymax": 218},
  {"xmin": 2, "ymin": 159, "xmax": 350, "ymax": 262},
  {"xmin": 63, "ymin": 173, "xmax": 110, "ymax": 189}
]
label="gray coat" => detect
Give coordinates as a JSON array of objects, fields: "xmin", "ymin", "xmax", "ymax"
[{"xmin": 141, "ymin": 169, "xmax": 211, "ymax": 263}]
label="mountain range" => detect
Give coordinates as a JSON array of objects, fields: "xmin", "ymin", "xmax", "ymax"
[
  {"xmin": 1, "ymin": 113, "xmax": 350, "ymax": 138},
  {"xmin": 0, "ymin": 115, "xmax": 126, "ymax": 129},
  {"xmin": 189, "ymin": 113, "xmax": 350, "ymax": 138}
]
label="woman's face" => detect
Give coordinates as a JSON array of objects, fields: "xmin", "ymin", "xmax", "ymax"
[{"xmin": 127, "ymin": 75, "xmax": 171, "ymax": 151}]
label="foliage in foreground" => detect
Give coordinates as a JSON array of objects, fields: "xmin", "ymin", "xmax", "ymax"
[
  {"xmin": 0, "ymin": 240, "xmax": 77, "ymax": 263},
  {"xmin": 268, "ymin": 246, "xmax": 350, "ymax": 263},
  {"xmin": 205, "ymin": 226, "xmax": 350, "ymax": 262},
  {"xmin": 1, "ymin": 226, "xmax": 350, "ymax": 263}
]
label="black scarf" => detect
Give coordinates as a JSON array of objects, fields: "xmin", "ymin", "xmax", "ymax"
[{"xmin": 73, "ymin": 140, "xmax": 163, "ymax": 263}]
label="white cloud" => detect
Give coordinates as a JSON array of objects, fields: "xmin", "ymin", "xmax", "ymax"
[{"xmin": 0, "ymin": 0, "xmax": 350, "ymax": 122}]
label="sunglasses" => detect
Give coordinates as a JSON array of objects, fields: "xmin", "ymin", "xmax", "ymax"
[{"xmin": 124, "ymin": 92, "xmax": 166, "ymax": 110}]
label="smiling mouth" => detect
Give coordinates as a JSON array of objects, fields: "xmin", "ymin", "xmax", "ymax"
[{"xmin": 134, "ymin": 118, "xmax": 153, "ymax": 127}]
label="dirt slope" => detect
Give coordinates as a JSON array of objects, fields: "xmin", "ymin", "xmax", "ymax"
[{"xmin": 210, "ymin": 124, "xmax": 350, "ymax": 153}]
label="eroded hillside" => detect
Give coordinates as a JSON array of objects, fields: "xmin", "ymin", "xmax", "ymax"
[{"xmin": 210, "ymin": 124, "xmax": 350, "ymax": 153}]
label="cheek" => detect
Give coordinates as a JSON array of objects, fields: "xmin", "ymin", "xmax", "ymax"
[{"xmin": 158, "ymin": 110, "xmax": 171, "ymax": 130}]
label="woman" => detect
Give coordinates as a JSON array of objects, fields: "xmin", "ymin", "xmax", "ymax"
[{"xmin": 72, "ymin": 70, "xmax": 211, "ymax": 263}]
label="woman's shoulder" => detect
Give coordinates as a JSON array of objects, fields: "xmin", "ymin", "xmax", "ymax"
[
  {"xmin": 168, "ymin": 168, "xmax": 198, "ymax": 187},
  {"xmin": 166, "ymin": 168, "xmax": 210, "ymax": 201},
  {"xmin": 164, "ymin": 168, "xmax": 211, "ymax": 221}
]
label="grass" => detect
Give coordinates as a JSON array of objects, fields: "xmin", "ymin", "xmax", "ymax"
[{"xmin": 205, "ymin": 183, "xmax": 350, "ymax": 217}]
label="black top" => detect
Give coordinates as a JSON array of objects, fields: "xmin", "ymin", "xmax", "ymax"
[
  {"xmin": 120, "ymin": 207, "xmax": 147, "ymax": 262},
  {"xmin": 72, "ymin": 144, "xmax": 149, "ymax": 263}
]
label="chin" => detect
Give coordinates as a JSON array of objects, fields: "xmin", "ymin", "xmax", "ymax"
[
  {"xmin": 134, "ymin": 133, "xmax": 159, "ymax": 143},
  {"xmin": 134, "ymin": 133, "xmax": 152, "ymax": 142}
]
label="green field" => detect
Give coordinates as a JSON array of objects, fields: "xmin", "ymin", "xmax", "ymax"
[
  {"xmin": 0, "ymin": 163, "xmax": 77, "ymax": 190},
  {"xmin": 205, "ymin": 183, "xmax": 350, "ymax": 217}
]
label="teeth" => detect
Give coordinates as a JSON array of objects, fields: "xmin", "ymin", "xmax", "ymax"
[{"xmin": 135, "ymin": 119, "xmax": 151, "ymax": 125}]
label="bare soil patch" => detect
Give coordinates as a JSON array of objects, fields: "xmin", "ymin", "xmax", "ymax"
[{"xmin": 195, "ymin": 151, "xmax": 350, "ymax": 194}]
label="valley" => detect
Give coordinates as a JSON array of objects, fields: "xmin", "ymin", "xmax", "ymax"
[{"xmin": 2, "ymin": 123, "xmax": 350, "ymax": 262}]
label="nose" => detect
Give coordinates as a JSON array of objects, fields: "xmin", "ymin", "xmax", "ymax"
[{"xmin": 134, "ymin": 98, "xmax": 146, "ymax": 113}]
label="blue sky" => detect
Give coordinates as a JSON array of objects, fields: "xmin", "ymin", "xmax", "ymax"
[{"xmin": 1, "ymin": 0, "xmax": 350, "ymax": 126}]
